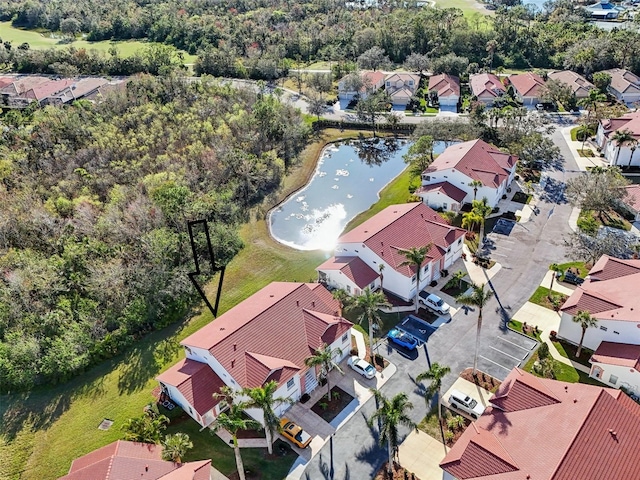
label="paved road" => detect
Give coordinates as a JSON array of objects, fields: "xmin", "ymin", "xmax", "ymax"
[{"xmin": 299, "ymin": 122, "xmax": 581, "ymax": 479}]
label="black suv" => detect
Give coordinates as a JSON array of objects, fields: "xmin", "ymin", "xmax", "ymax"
[{"xmin": 564, "ymin": 271, "xmax": 584, "ymax": 286}]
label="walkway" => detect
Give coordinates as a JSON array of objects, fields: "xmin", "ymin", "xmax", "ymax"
[
  {"xmin": 461, "ymin": 244, "xmax": 502, "ymax": 286},
  {"xmin": 351, "ymin": 327, "xmax": 367, "ymax": 359},
  {"xmin": 398, "ymin": 431, "xmax": 448, "ymax": 480},
  {"xmin": 560, "ymin": 126, "xmax": 609, "ymax": 172}
]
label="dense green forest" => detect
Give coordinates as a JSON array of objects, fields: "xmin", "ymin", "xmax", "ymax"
[
  {"xmin": 0, "ymin": 75, "xmax": 309, "ymax": 392},
  {"xmin": 0, "ymin": 0, "xmax": 638, "ymax": 77}
]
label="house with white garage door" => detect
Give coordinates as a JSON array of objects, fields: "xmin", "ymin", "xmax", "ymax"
[
  {"xmin": 602, "ymin": 68, "xmax": 640, "ymax": 106},
  {"xmin": 595, "ymin": 109, "xmax": 640, "ymax": 167},
  {"xmin": 416, "ymin": 139, "xmax": 518, "ymax": 211},
  {"xmin": 157, "ymin": 282, "xmax": 352, "ymax": 428},
  {"xmin": 317, "ymin": 202, "xmax": 466, "ymax": 301}
]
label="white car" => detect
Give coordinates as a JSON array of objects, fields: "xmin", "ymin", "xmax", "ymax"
[
  {"xmin": 419, "ymin": 292, "xmax": 451, "ymax": 315},
  {"xmin": 448, "ymin": 389, "xmax": 485, "ymax": 419},
  {"xmin": 347, "ymin": 356, "xmax": 376, "ymax": 379}
]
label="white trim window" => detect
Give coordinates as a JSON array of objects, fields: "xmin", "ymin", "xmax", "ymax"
[{"xmin": 287, "ymin": 378, "xmax": 295, "ymax": 390}]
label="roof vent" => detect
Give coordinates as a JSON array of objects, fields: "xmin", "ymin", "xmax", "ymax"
[
  {"xmin": 296, "ymin": 300, "xmax": 300, "ymax": 307},
  {"xmin": 233, "ymin": 343, "xmax": 237, "ymax": 351},
  {"xmin": 565, "ymin": 386, "xmax": 568, "ymax": 391},
  {"xmin": 220, "ymin": 327, "xmax": 225, "ymax": 331},
  {"xmin": 312, "ymin": 301, "xmax": 315, "ymax": 308},
  {"xmin": 574, "ymin": 399, "xmax": 578, "ymax": 403},
  {"xmin": 231, "ymin": 360, "xmax": 235, "ymax": 368},
  {"xmin": 270, "ymin": 294, "xmax": 274, "ymax": 298},
  {"xmin": 145, "ymin": 465, "xmax": 149, "ymax": 472}
]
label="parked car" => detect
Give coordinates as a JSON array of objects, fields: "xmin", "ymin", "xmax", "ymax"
[
  {"xmin": 279, "ymin": 418, "xmax": 312, "ymax": 448},
  {"xmin": 418, "ymin": 291, "xmax": 451, "ymax": 315},
  {"xmin": 387, "ymin": 328, "xmax": 418, "ymax": 350},
  {"xmin": 563, "ymin": 271, "xmax": 584, "ymax": 286},
  {"xmin": 347, "ymin": 355, "xmax": 376, "ymax": 379},
  {"xmin": 448, "ymin": 389, "xmax": 485, "ymax": 419}
]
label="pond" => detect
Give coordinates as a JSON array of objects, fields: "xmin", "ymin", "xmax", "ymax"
[{"xmin": 268, "ymin": 137, "xmax": 447, "ymax": 250}]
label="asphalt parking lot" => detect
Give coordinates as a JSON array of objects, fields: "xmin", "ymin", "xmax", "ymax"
[{"xmin": 476, "ymin": 330, "xmax": 537, "ymax": 379}]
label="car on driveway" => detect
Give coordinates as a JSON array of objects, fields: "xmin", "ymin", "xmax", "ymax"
[
  {"xmin": 387, "ymin": 328, "xmax": 418, "ymax": 350},
  {"xmin": 280, "ymin": 418, "xmax": 312, "ymax": 448},
  {"xmin": 347, "ymin": 355, "xmax": 376, "ymax": 379},
  {"xmin": 418, "ymin": 291, "xmax": 451, "ymax": 315},
  {"xmin": 563, "ymin": 271, "xmax": 584, "ymax": 285},
  {"xmin": 448, "ymin": 389, "xmax": 485, "ymax": 419}
]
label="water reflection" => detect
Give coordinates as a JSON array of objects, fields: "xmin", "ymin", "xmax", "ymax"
[{"xmin": 268, "ymin": 138, "xmax": 447, "ymax": 251}]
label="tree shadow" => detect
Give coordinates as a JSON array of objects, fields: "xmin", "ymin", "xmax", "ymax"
[{"xmin": 487, "ymin": 280, "xmax": 511, "ymax": 332}]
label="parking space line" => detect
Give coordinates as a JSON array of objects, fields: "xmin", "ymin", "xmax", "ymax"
[
  {"xmin": 488, "ymin": 345, "xmax": 523, "ymax": 361},
  {"xmin": 492, "ymin": 253, "xmax": 508, "ymax": 257},
  {"xmin": 479, "ymin": 355, "xmax": 514, "ymax": 372},
  {"xmin": 496, "ymin": 335, "xmax": 535, "ymax": 352}
]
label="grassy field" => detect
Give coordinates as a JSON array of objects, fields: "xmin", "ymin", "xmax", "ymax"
[
  {"xmin": 433, "ymin": 0, "xmax": 494, "ymax": 18},
  {"xmin": 0, "ymin": 128, "xmax": 409, "ymax": 480},
  {"xmin": 0, "ymin": 22, "xmax": 197, "ymax": 63}
]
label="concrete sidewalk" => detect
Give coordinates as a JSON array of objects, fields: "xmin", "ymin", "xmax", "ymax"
[
  {"xmin": 560, "ymin": 126, "xmax": 608, "ymax": 172},
  {"xmin": 540, "ymin": 271, "xmax": 575, "ymax": 296},
  {"xmin": 461, "ymin": 244, "xmax": 502, "ymax": 286},
  {"xmin": 351, "ymin": 327, "xmax": 367, "ymax": 359},
  {"xmin": 398, "ymin": 430, "xmax": 448, "ymax": 480}
]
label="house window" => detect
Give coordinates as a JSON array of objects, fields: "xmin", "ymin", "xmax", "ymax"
[
  {"xmin": 408, "ymin": 80, "xmax": 414, "ymax": 86},
  {"xmin": 443, "ymin": 203, "xmax": 448, "ymax": 210},
  {"xmin": 189, "ymin": 406, "xmax": 193, "ymax": 414},
  {"xmin": 287, "ymin": 378, "xmax": 295, "ymax": 390},
  {"xmin": 609, "ymin": 374, "xmax": 618, "ymax": 385},
  {"xmin": 355, "ymin": 250, "xmax": 359, "ymax": 253},
  {"xmin": 447, "ymin": 246, "xmax": 451, "ymax": 253},
  {"xmin": 423, "ymin": 175, "xmax": 430, "ymax": 181},
  {"xmin": 614, "ymin": 330, "xmax": 620, "ymax": 334},
  {"xmin": 370, "ymin": 282, "xmax": 376, "ymax": 289},
  {"xmin": 412, "ymin": 275, "xmax": 417, "ymax": 283},
  {"xmin": 346, "ymin": 285, "xmax": 351, "ymax": 293},
  {"xmin": 185, "ymin": 346, "xmax": 192, "ymax": 355},
  {"xmin": 423, "ymin": 265, "xmax": 429, "ymax": 273},
  {"xmin": 458, "ymin": 239, "xmax": 462, "ymax": 244},
  {"xmin": 600, "ymin": 326, "xmax": 608, "ymax": 331},
  {"xmin": 342, "ymin": 333, "xmax": 349, "ymax": 342}
]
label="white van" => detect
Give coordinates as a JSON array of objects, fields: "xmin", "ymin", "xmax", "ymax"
[{"xmin": 448, "ymin": 389, "xmax": 485, "ymax": 419}]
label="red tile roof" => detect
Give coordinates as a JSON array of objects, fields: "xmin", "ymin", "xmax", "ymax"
[
  {"xmin": 506, "ymin": 72, "xmax": 545, "ymax": 97},
  {"xmin": 156, "ymin": 358, "xmax": 225, "ymax": 416},
  {"xmin": 469, "ymin": 73, "xmax": 506, "ymax": 99},
  {"xmin": 591, "ymin": 341, "xmax": 640, "ymax": 370},
  {"xmin": 180, "ymin": 282, "xmax": 352, "ymax": 389},
  {"xmin": 1, "ymin": 76, "xmax": 51, "ymax": 95},
  {"xmin": 316, "ymin": 256, "xmax": 379, "ymax": 289},
  {"xmin": 599, "ymin": 110, "xmax": 640, "ymax": 139},
  {"xmin": 337, "ymin": 203, "xmax": 466, "ymax": 278},
  {"xmin": 23, "ymin": 78, "xmax": 74, "ymax": 101},
  {"xmin": 441, "ymin": 368, "xmax": 640, "ymax": 480},
  {"xmin": 423, "ymin": 139, "xmax": 517, "ymax": 188},
  {"xmin": 59, "ymin": 441, "xmax": 211, "ymax": 480},
  {"xmin": 561, "ymin": 256, "xmax": 640, "ymax": 322},
  {"xmin": 428, "ymin": 73, "xmax": 460, "ymax": 98},
  {"xmin": 623, "ymin": 184, "xmax": 640, "ymax": 212},
  {"xmin": 414, "ymin": 181, "xmax": 467, "ymax": 203}
]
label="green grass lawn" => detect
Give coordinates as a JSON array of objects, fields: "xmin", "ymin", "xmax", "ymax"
[
  {"xmin": 0, "ymin": 128, "xmax": 409, "ymax": 480},
  {"xmin": 556, "ymin": 261, "xmax": 590, "ymax": 278},
  {"xmin": 432, "ymin": 0, "xmax": 493, "ymax": 17},
  {"xmin": 552, "ymin": 339, "xmax": 593, "ymax": 367},
  {"xmin": 523, "ymin": 350, "xmax": 603, "ymax": 386},
  {"xmin": 0, "ymin": 22, "xmax": 197, "ymax": 62},
  {"xmin": 507, "ymin": 319, "xmax": 542, "ymax": 342},
  {"xmin": 529, "ymin": 286, "xmax": 568, "ymax": 311}
]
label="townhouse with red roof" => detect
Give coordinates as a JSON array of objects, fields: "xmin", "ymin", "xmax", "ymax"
[
  {"xmin": 595, "ymin": 109, "xmax": 640, "ymax": 167},
  {"xmin": 469, "ymin": 73, "xmax": 505, "ymax": 106},
  {"xmin": 415, "ymin": 139, "xmax": 518, "ymax": 212},
  {"xmin": 317, "ymin": 202, "xmax": 466, "ymax": 301},
  {"xmin": 505, "ymin": 72, "xmax": 545, "ymax": 106},
  {"xmin": 157, "ymin": 282, "xmax": 352, "ymax": 428},
  {"xmin": 441, "ymin": 367, "xmax": 640, "ymax": 480},
  {"xmin": 602, "ymin": 68, "xmax": 640, "ymax": 106},
  {"xmin": 558, "ymin": 255, "xmax": 640, "ymax": 394},
  {"xmin": 428, "ymin": 73, "xmax": 460, "ymax": 110},
  {"xmin": 58, "ymin": 440, "xmax": 211, "ymax": 480}
]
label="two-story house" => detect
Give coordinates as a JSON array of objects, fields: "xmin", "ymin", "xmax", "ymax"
[
  {"xmin": 337, "ymin": 70, "xmax": 385, "ymax": 102},
  {"xmin": 384, "ymin": 73, "xmax": 420, "ymax": 107},
  {"xmin": 595, "ymin": 110, "xmax": 640, "ymax": 167},
  {"xmin": 157, "ymin": 282, "xmax": 352, "ymax": 429},
  {"xmin": 415, "ymin": 139, "xmax": 518, "ymax": 212},
  {"xmin": 317, "ymin": 202, "xmax": 466, "ymax": 301},
  {"xmin": 428, "ymin": 73, "xmax": 460, "ymax": 110},
  {"xmin": 469, "ymin": 73, "xmax": 506, "ymax": 106}
]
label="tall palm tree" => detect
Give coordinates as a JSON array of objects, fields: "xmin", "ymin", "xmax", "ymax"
[
  {"xmin": 368, "ymin": 390, "xmax": 417, "ymax": 477},
  {"xmin": 461, "ymin": 210, "xmax": 481, "ymax": 232},
  {"xmin": 243, "ymin": 380, "xmax": 294, "ymax": 455},
  {"xmin": 304, "ymin": 343, "xmax": 344, "ymax": 401},
  {"xmin": 468, "ymin": 179, "xmax": 483, "ymax": 201},
  {"xmin": 472, "ymin": 197, "xmax": 493, "ymax": 246},
  {"xmin": 161, "ymin": 433, "xmax": 193, "ymax": 463},
  {"xmin": 416, "ymin": 362, "xmax": 451, "ymax": 421},
  {"xmin": 211, "ymin": 402, "xmax": 261, "ymax": 480},
  {"xmin": 332, "ymin": 288, "xmax": 350, "ymax": 317},
  {"xmin": 578, "ymin": 88, "xmax": 607, "ymax": 124},
  {"xmin": 456, "ymin": 283, "xmax": 494, "ymax": 375},
  {"xmin": 611, "ymin": 129, "xmax": 635, "ymax": 166},
  {"xmin": 628, "ymin": 138, "xmax": 638, "ymax": 168},
  {"xmin": 549, "ymin": 263, "xmax": 562, "ymax": 295},
  {"xmin": 350, "ymin": 288, "xmax": 391, "ymax": 364},
  {"xmin": 399, "ymin": 244, "xmax": 433, "ymax": 313},
  {"xmin": 573, "ymin": 310, "xmax": 598, "ymax": 358}
]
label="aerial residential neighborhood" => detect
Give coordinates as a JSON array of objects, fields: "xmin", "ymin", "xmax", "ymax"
[{"xmin": 3, "ymin": 0, "xmax": 640, "ymax": 479}]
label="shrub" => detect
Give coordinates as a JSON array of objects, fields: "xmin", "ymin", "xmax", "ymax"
[
  {"xmin": 577, "ymin": 213, "xmax": 599, "ymax": 235},
  {"xmin": 444, "ymin": 430, "xmax": 455, "ymax": 443},
  {"xmin": 538, "ymin": 342, "xmax": 550, "ymax": 360},
  {"xmin": 550, "ymin": 330, "xmax": 557, "ymax": 340}
]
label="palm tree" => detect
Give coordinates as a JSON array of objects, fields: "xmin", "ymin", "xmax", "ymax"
[
  {"xmin": 211, "ymin": 402, "xmax": 261, "ymax": 480},
  {"xmin": 611, "ymin": 129, "xmax": 635, "ymax": 166},
  {"xmin": 121, "ymin": 409, "xmax": 169, "ymax": 444},
  {"xmin": 378, "ymin": 263, "xmax": 385, "ymax": 292},
  {"xmin": 161, "ymin": 433, "xmax": 193, "ymax": 463},
  {"xmin": 243, "ymin": 380, "xmax": 294, "ymax": 455},
  {"xmin": 468, "ymin": 179, "xmax": 483, "ymax": 201},
  {"xmin": 461, "ymin": 210, "xmax": 481, "ymax": 232},
  {"xmin": 445, "ymin": 270, "xmax": 467, "ymax": 290},
  {"xmin": 628, "ymin": 138, "xmax": 638, "ymax": 169},
  {"xmin": 332, "ymin": 288, "xmax": 350, "ymax": 317},
  {"xmin": 368, "ymin": 390, "xmax": 417, "ymax": 477},
  {"xmin": 304, "ymin": 343, "xmax": 344, "ymax": 401},
  {"xmin": 471, "ymin": 197, "xmax": 493, "ymax": 246},
  {"xmin": 578, "ymin": 88, "xmax": 607, "ymax": 124},
  {"xmin": 351, "ymin": 288, "xmax": 391, "ymax": 364},
  {"xmin": 455, "ymin": 283, "xmax": 494, "ymax": 375},
  {"xmin": 576, "ymin": 124, "xmax": 592, "ymax": 151},
  {"xmin": 416, "ymin": 363, "xmax": 451, "ymax": 421},
  {"xmin": 399, "ymin": 244, "xmax": 433, "ymax": 313},
  {"xmin": 549, "ymin": 263, "xmax": 562, "ymax": 295},
  {"xmin": 573, "ymin": 310, "xmax": 598, "ymax": 358}
]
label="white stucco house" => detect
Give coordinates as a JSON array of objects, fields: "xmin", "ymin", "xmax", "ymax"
[
  {"xmin": 602, "ymin": 68, "xmax": 640, "ymax": 106},
  {"xmin": 469, "ymin": 73, "xmax": 506, "ymax": 106},
  {"xmin": 558, "ymin": 255, "xmax": 640, "ymax": 394},
  {"xmin": 506, "ymin": 72, "xmax": 546, "ymax": 106},
  {"xmin": 317, "ymin": 202, "xmax": 466, "ymax": 302},
  {"xmin": 337, "ymin": 70, "xmax": 385, "ymax": 102},
  {"xmin": 415, "ymin": 139, "xmax": 518, "ymax": 211},
  {"xmin": 157, "ymin": 282, "xmax": 352, "ymax": 429},
  {"xmin": 595, "ymin": 110, "xmax": 640, "ymax": 167},
  {"xmin": 385, "ymin": 73, "xmax": 420, "ymax": 107},
  {"xmin": 428, "ymin": 73, "xmax": 460, "ymax": 110}
]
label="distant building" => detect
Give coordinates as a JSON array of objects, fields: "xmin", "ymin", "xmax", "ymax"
[
  {"xmin": 428, "ymin": 73, "xmax": 460, "ymax": 110},
  {"xmin": 585, "ymin": 0, "xmax": 625, "ymax": 19},
  {"xmin": 621, "ymin": 184, "xmax": 640, "ymax": 222},
  {"xmin": 469, "ymin": 73, "xmax": 506, "ymax": 106}
]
